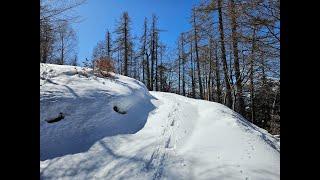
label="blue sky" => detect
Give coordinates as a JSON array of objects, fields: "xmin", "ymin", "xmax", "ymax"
[{"xmin": 72, "ymin": 0, "xmax": 199, "ymax": 63}]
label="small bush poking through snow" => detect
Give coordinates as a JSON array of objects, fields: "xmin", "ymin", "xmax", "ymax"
[{"xmin": 94, "ymin": 57, "xmax": 115, "ymax": 78}]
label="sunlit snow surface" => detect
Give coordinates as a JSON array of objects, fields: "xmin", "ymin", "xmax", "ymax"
[{"xmin": 40, "ymin": 64, "xmax": 279, "ymax": 180}]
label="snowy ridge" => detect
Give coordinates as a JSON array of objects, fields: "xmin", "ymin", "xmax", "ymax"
[{"xmin": 40, "ymin": 64, "xmax": 280, "ymax": 180}]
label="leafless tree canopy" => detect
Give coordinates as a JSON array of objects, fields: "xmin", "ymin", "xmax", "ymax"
[{"xmin": 40, "ymin": 0, "xmax": 85, "ymax": 64}]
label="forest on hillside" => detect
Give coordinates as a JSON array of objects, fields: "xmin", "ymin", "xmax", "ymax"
[{"xmin": 40, "ymin": 0, "xmax": 280, "ymax": 135}]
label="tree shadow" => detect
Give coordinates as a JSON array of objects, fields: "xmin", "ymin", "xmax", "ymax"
[
  {"xmin": 40, "ymin": 86, "xmax": 157, "ymax": 161},
  {"xmin": 41, "ymin": 150, "xmax": 279, "ymax": 179},
  {"xmin": 40, "ymin": 137, "xmax": 181, "ymax": 179},
  {"xmin": 63, "ymin": 85, "xmax": 79, "ymax": 98}
]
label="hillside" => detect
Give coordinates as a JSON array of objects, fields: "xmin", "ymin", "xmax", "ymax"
[{"xmin": 40, "ymin": 64, "xmax": 280, "ymax": 180}]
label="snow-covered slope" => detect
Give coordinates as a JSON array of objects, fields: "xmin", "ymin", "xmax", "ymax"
[{"xmin": 40, "ymin": 64, "xmax": 280, "ymax": 180}]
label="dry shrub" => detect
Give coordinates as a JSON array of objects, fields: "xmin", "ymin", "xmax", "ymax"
[{"xmin": 94, "ymin": 57, "xmax": 115, "ymax": 77}]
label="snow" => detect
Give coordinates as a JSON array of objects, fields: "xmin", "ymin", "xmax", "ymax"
[{"xmin": 40, "ymin": 63, "xmax": 280, "ymax": 180}]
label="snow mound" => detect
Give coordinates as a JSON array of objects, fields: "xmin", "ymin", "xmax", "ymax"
[
  {"xmin": 40, "ymin": 64, "xmax": 279, "ymax": 180},
  {"xmin": 40, "ymin": 63, "xmax": 155, "ymax": 161}
]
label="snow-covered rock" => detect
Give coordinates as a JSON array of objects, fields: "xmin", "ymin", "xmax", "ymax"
[{"xmin": 40, "ymin": 63, "xmax": 280, "ymax": 180}]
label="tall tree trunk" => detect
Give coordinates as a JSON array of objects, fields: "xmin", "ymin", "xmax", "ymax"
[
  {"xmin": 155, "ymin": 33, "xmax": 159, "ymax": 91},
  {"xmin": 250, "ymin": 27, "xmax": 257, "ymax": 123},
  {"xmin": 150, "ymin": 41, "xmax": 154, "ymax": 90},
  {"xmin": 42, "ymin": 32, "xmax": 49, "ymax": 63},
  {"xmin": 193, "ymin": 9, "xmax": 204, "ymax": 99},
  {"xmin": 150, "ymin": 21, "xmax": 155, "ymax": 91},
  {"xmin": 117, "ymin": 49, "xmax": 121, "ymax": 74},
  {"xmin": 204, "ymin": 74, "xmax": 208, "ymax": 100},
  {"xmin": 260, "ymin": 51, "xmax": 270, "ymax": 129},
  {"xmin": 178, "ymin": 52, "xmax": 181, "ymax": 94},
  {"xmin": 208, "ymin": 38, "xmax": 213, "ymax": 101},
  {"xmin": 190, "ymin": 41, "xmax": 196, "ymax": 98},
  {"xmin": 142, "ymin": 60, "xmax": 145, "ymax": 84},
  {"xmin": 142, "ymin": 18, "xmax": 148, "ymax": 87},
  {"xmin": 146, "ymin": 52, "xmax": 151, "ymax": 89},
  {"xmin": 228, "ymin": 44, "xmax": 236, "ymax": 111},
  {"xmin": 181, "ymin": 34, "xmax": 186, "ymax": 96},
  {"xmin": 271, "ymin": 85, "xmax": 279, "ymax": 116},
  {"xmin": 214, "ymin": 43, "xmax": 222, "ymax": 103},
  {"xmin": 229, "ymin": 0, "xmax": 245, "ymax": 116},
  {"xmin": 106, "ymin": 31, "xmax": 111, "ymax": 58},
  {"xmin": 60, "ymin": 34, "xmax": 64, "ymax": 65},
  {"xmin": 124, "ymin": 16, "xmax": 128, "ymax": 76},
  {"xmin": 42, "ymin": 47, "xmax": 48, "ymax": 63},
  {"xmin": 217, "ymin": 0, "xmax": 233, "ymax": 107},
  {"xmin": 211, "ymin": 72, "xmax": 215, "ymax": 101}
]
